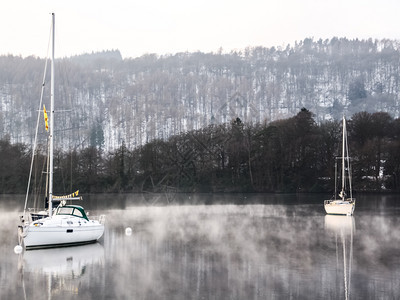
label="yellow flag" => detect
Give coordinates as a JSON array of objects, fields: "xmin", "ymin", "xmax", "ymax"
[{"xmin": 43, "ymin": 105, "xmax": 49, "ymax": 131}]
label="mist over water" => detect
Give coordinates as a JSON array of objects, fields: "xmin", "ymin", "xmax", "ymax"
[{"xmin": 1, "ymin": 194, "xmax": 399, "ymax": 299}]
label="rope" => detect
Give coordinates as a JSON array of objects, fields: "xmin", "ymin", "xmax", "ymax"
[
  {"xmin": 23, "ymin": 23, "xmax": 52, "ymax": 214},
  {"xmin": 344, "ymin": 119, "xmax": 353, "ymax": 200}
]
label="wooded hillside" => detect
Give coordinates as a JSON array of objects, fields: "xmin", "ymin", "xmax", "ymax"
[{"xmin": 1, "ymin": 38, "xmax": 400, "ymax": 152}]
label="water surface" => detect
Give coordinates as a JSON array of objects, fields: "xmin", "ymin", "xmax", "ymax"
[{"xmin": 1, "ymin": 193, "xmax": 399, "ymax": 299}]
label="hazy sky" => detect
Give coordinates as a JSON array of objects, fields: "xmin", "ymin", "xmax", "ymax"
[{"xmin": 1, "ymin": 0, "xmax": 399, "ymax": 59}]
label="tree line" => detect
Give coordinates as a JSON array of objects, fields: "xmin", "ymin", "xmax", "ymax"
[{"xmin": 2, "ymin": 109, "xmax": 400, "ymax": 195}]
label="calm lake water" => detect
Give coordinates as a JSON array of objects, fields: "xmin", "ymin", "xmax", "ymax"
[{"xmin": 1, "ymin": 193, "xmax": 399, "ymax": 299}]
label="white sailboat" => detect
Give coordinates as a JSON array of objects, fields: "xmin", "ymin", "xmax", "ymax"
[
  {"xmin": 18, "ymin": 13, "xmax": 105, "ymax": 250},
  {"xmin": 324, "ymin": 116, "xmax": 355, "ymax": 216}
]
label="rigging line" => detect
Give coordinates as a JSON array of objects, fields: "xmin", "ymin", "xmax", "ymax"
[
  {"xmin": 23, "ymin": 22, "xmax": 52, "ymax": 214},
  {"xmin": 35, "ymin": 139, "xmax": 48, "ymax": 209},
  {"xmin": 345, "ymin": 121, "xmax": 353, "ymax": 199}
]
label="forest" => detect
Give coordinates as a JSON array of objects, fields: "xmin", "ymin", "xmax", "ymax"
[
  {"xmin": 1, "ymin": 38, "xmax": 400, "ymax": 152},
  {"xmin": 1, "ymin": 109, "xmax": 400, "ymax": 195}
]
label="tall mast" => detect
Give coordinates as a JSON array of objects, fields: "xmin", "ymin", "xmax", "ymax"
[
  {"xmin": 49, "ymin": 13, "xmax": 55, "ymax": 217},
  {"xmin": 341, "ymin": 116, "xmax": 346, "ymax": 199}
]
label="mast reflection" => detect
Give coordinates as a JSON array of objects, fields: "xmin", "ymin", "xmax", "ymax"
[{"xmin": 324, "ymin": 215, "xmax": 355, "ymax": 300}]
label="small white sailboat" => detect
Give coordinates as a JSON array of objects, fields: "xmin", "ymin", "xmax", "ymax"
[
  {"xmin": 18, "ymin": 13, "xmax": 105, "ymax": 250},
  {"xmin": 324, "ymin": 116, "xmax": 355, "ymax": 216}
]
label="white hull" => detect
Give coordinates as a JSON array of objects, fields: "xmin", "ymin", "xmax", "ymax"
[
  {"xmin": 324, "ymin": 199, "xmax": 355, "ymax": 216},
  {"xmin": 21, "ymin": 215, "xmax": 104, "ymax": 249}
]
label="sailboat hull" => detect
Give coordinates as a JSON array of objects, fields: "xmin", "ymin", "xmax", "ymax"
[
  {"xmin": 324, "ymin": 199, "xmax": 355, "ymax": 216},
  {"xmin": 22, "ymin": 216, "xmax": 104, "ymax": 250}
]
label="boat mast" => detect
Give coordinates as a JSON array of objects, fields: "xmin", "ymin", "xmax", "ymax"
[
  {"xmin": 48, "ymin": 13, "xmax": 55, "ymax": 217},
  {"xmin": 341, "ymin": 116, "xmax": 346, "ymax": 200},
  {"xmin": 345, "ymin": 117, "xmax": 353, "ymax": 200},
  {"xmin": 334, "ymin": 158, "xmax": 337, "ymax": 200}
]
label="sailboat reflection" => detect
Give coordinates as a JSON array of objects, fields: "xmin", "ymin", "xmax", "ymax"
[
  {"xmin": 324, "ymin": 215, "xmax": 355, "ymax": 300},
  {"xmin": 19, "ymin": 243, "xmax": 104, "ymax": 298}
]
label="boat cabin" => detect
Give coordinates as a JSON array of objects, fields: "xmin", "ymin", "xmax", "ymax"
[{"xmin": 55, "ymin": 205, "xmax": 89, "ymax": 221}]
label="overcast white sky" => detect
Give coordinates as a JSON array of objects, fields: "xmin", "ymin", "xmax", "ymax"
[{"xmin": 1, "ymin": 0, "xmax": 400, "ymax": 59}]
